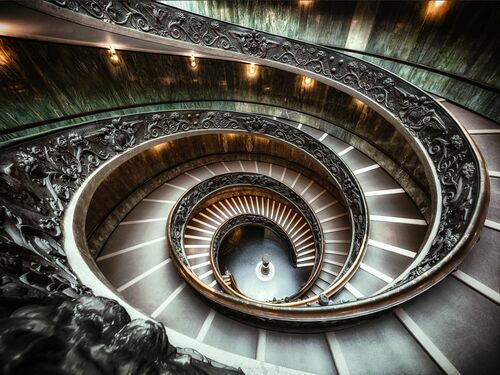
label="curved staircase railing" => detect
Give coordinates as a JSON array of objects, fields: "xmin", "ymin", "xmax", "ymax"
[
  {"xmin": 31, "ymin": 0, "xmax": 488, "ymax": 293},
  {"xmin": 0, "ymin": 0, "xmax": 490, "ymax": 367}
]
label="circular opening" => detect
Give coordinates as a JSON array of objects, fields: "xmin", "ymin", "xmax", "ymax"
[{"xmin": 218, "ymin": 224, "xmax": 309, "ymax": 301}]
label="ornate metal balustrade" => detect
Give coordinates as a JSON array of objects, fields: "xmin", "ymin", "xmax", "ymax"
[
  {"xmin": 170, "ymin": 175, "xmax": 324, "ymax": 267},
  {"xmin": 35, "ymin": 0, "xmax": 487, "ymax": 291},
  {"xmin": 0, "ymin": 109, "xmax": 367, "ymax": 327},
  {"xmin": 0, "ymin": 0, "xmax": 489, "ymax": 373},
  {"xmin": 168, "ymin": 174, "xmax": 330, "ymax": 304},
  {"xmin": 0, "ymin": 0, "xmax": 489, "ymax": 366}
]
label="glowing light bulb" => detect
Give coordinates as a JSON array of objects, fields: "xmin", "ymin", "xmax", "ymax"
[
  {"xmin": 247, "ymin": 62, "xmax": 257, "ymax": 77},
  {"xmin": 189, "ymin": 52, "xmax": 197, "ymax": 68},
  {"xmin": 108, "ymin": 45, "xmax": 119, "ymax": 64},
  {"xmin": 302, "ymin": 76, "xmax": 314, "ymax": 88},
  {"xmin": 299, "ymin": 0, "xmax": 313, "ymax": 7}
]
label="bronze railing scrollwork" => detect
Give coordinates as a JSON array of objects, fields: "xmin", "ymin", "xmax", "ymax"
[
  {"xmin": 36, "ymin": 0, "xmax": 488, "ymax": 293},
  {"xmin": 168, "ymin": 175, "xmax": 328, "ymax": 304},
  {"xmin": 0, "ymin": 108, "xmax": 367, "ymax": 321}
]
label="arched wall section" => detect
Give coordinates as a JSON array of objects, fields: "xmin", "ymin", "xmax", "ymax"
[
  {"xmin": 0, "ymin": 38, "xmax": 431, "ymax": 209},
  {"xmin": 168, "ymin": 0, "xmax": 500, "ymax": 123}
]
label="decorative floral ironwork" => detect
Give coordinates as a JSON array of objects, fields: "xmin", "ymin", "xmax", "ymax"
[
  {"xmin": 236, "ymin": 31, "xmax": 270, "ymax": 58},
  {"xmin": 169, "ymin": 174, "xmax": 329, "ymax": 295},
  {"xmin": 3, "ymin": 0, "xmax": 484, "ymax": 323},
  {"xmin": 0, "ymin": 109, "xmax": 366, "ymax": 315}
]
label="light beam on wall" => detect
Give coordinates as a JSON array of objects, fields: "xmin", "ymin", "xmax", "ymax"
[
  {"xmin": 424, "ymin": 0, "xmax": 450, "ymax": 20},
  {"xmin": 190, "ymin": 52, "xmax": 198, "ymax": 69},
  {"xmin": 108, "ymin": 45, "xmax": 119, "ymax": 64},
  {"xmin": 302, "ymin": 76, "xmax": 314, "ymax": 88},
  {"xmin": 247, "ymin": 62, "xmax": 257, "ymax": 77}
]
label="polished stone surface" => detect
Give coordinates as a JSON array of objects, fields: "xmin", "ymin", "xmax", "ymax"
[{"xmin": 218, "ymin": 225, "xmax": 309, "ymax": 301}]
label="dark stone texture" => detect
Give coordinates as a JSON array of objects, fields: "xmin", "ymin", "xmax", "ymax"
[{"xmin": 0, "ymin": 293, "xmax": 243, "ymax": 374}]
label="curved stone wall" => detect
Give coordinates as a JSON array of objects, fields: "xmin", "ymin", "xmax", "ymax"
[
  {"xmin": 168, "ymin": 0, "xmax": 500, "ymax": 122},
  {"xmin": 0, "ymin": 38, "xmax": 430, "ymax": 202}
]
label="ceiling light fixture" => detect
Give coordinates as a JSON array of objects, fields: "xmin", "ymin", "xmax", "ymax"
[
  {"xmin": 108, "ymin": 45, "xmax": 119, "ymax": 64},
  {"xmin": 302, "ymin": 76, "xmax": 314, "ymax": 88},
  {"xmin": 247, "ymin": 62, "xmax": 257, "ymax": 77},
  {"xmin": 190, "ymin": 52, "xmax": 197, "ymax": 68}
]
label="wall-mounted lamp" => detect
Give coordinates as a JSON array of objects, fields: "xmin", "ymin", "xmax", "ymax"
[
  {"xmin": 189, "ymin": 52, "xmax": 198, "ymax": 69},
  {"xmin": 247, "ymin": 62, "xmax": 257, "ymax": 77},
  {"xmin": 108, "ymin": 45, "xmax": 119, "ymax": 64},
  {"xmin": 302, "ymin": 76, "xmax": 314, "ymax": 88},
  {"xmin": 424, "ymin": 0, "xmax": 450, "ymax": 19}
]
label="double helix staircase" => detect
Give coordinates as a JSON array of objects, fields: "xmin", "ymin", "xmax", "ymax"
[{"xmin": 0, "ymin": 1, "xmax": 498, "ymax": 374}]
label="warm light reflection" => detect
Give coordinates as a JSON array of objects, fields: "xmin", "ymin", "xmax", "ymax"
[
  {"xmin": 424, "ymin": 0, "xmax": 450, "ymax": 19},
  {"xmin": 108, "ymin": 45, "xmax": 120, "ymax": 64},
  {"xmin": 161, "ymin": 75, "xmax": 173, "ymax": 85},
  {"xmin": 299, "ymin": 0, "xmax": 313, "ymax": 8},
  {"xmin": 247, "ymin": 62, "xmax": 257, "ymax": 77},
  {"xmin": 151, "ymin": 143, "xmax": 169, "ymax": 154},
  {"xmin": 302, "ymin": 76, "xmax": 314, "ymax": 88},
  {"xmin": 0, "ymin": 50, "xmax": 8, "ymax": 66},
  {"xmin": 0, "ymin": 41, "xmax": 11, "ymax": 66},
  {"xmin": 352, "ymin": 98, "xmax": 364, "ymax": 108},
  {"xmin": 189, "ymin": 52, "xmax": 198, "ymax": 69}
]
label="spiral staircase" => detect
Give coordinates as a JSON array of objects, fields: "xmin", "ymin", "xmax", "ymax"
[{"xmin": 0, "ymin": 1, "xmax": 498, "ymax": 374}]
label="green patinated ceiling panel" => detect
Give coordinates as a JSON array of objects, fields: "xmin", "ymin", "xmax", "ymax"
[{"xmin": 168, "ymin": 0, "xmax": 500, "ymax": 86}]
